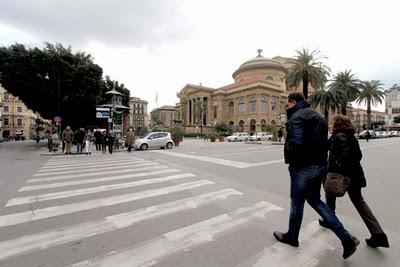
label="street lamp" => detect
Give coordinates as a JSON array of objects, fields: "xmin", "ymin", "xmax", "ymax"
[{"xmin": 45, "ymin": 72, "xmax": 61, "ymax": 135}]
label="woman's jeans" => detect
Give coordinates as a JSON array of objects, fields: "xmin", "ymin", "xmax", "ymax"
[
  {"xmin": 325, "ymin": 185, "xmax": 384, "ymax": 235},
  {"xmin": 287, "ymin": 164, "xmax": 351, "ymax": 242}
]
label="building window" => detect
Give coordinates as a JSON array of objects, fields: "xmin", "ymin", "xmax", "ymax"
[
  {"xmin": 266, "ymin": 76, "xmax": 273, "ymax": 80},
  {"xmin": 261, "ymin": 97, "xmax": 267, "ymax": 112},
  {"xmin": 213, "ymin": 106, "xmax": 217, "ymax": 119},
  {"xmin": 228, "ymin": 101, "xmax": 234, "ymax": 115},
  {"xmin": 238, "ymin": 99, "xmax": 245, "ymax": 113},
  {"xmin": 270, "ymin": 97, "xmax": 277, "ymax": 113},
  {"xmin": 250, "ymin": 97, "xmax": 256, "ymax": 112},
  {"xmin": 4, "ymin": 118, "xmax": 9, "ymax": 126},
  {"xmin": 17, "ymin": 106, "xmax": 22, "ymax": 113},
  {"xmin": 4, "ymin": 106, "xmax": 9, "ymax": 112},
  {"xmin": 17, "ymin": 118, "xmax": 23, "ymax": 126}
]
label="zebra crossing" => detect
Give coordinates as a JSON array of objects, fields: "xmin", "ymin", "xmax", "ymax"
[{"xmin": 0, "ymin": 153, "xmax": 363, "ymax": 266}]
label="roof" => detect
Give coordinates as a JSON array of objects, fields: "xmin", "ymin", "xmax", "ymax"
[
  {"xmin": 105, "ymin": 88, "xmax": 123, "ymax": 96},
  {"xmin": 218, "ymin": 76, "xmax": 279, "ymax": 91},
  {"xmin": 232, "ymin": 54, "xmax": 287, "ymax": 78},
  {"xmin": 158, "ymin": 105, "xmax": 176, "ymax": 110}
]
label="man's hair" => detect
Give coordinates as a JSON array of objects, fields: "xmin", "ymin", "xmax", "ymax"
[
  {"xmin": 288, "ymin": 92, "xmax": 306, "ymax": 103},
  {"xmin": 332, "ymin": 114, "xmax": 356, "ymax": 134}
]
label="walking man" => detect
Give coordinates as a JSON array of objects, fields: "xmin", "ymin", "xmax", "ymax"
[
  {"xmin": 273, "ymin": 92, "xmax": 359, "ymax": 259},
  {"xmin": 62, "ymin": 126, "xmax": 74, "ymax": 155},
  {"xmin": 75, "ymin": 128, "xmax": 85, "ymax": 153},
  {"xmin": 126, "ymin": 128, "xmax": 135, "ymax": 152}
]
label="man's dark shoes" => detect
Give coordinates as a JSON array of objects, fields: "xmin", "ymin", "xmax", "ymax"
[
  {"xmin": 342, "ymin": 235, "xmax": 360, "ymax": 259},
  {"xmin": 366, "ymin": 233, "xmax": 389, "ymax": 248},
  {"xmin": 273, "ymin": 231, "xmax": 299, "ymax": 247},
  {"xmin": 318, "ymin": 219, "xmax": 330, "ymax": 229}
]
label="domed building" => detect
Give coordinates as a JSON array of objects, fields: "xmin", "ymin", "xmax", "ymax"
[{"xmin": 176, "ymin": 50, "xmax": 304, "ymax": 134}]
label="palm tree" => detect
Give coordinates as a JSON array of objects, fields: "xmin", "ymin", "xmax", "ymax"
[
  {"xmin": 357, "ymin": 80, "xmax": 385, "ymax": 129},
  {"xmin": 328, "ymin": 70, "xmax": 360, "ymax": 115},
  {"xmin": 285, "ymin": 48, "xmax": 331, "ymax": 99},
  {"xmin": 309, "ymin": 87, "xmax": 344, "ymax": 123}
]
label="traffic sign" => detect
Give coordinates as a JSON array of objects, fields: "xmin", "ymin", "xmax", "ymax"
[{"xmin": 53, "ymin": 116, "xmax": 62, "ymax": 123}]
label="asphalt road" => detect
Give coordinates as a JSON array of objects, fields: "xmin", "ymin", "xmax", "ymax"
[{"xmin": 0, "ymin": 138, "xmax": 399, "ymax": 267}]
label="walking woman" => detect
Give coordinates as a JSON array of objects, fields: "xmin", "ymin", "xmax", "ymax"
[
  {"xmin": 320, "ymin": 115, "xmax": 389, "ymax": 248},
  {"xmin": 84, "ymin": 129, "xmax": 93, "ymax": 155}
]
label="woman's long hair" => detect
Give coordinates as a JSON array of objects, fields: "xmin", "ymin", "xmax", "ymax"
[{"xmin": 332, "ymin": 114, "xmax": 356, "ymax": 134}]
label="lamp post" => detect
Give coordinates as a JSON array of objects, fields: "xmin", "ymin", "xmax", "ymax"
[{"xmin": 45, "ymin": 72, "xmax": 61, "ymax": 135}]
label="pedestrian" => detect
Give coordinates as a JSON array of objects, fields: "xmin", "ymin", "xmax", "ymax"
[
  {"xmin": 106, "ymin": 131, "xmax": 115, "ymax": 154},
  {"xmin": 97, "ymin": 131, "xmax": 106, "ymax": 154},
  {"xmin": 84, "ymin": 129, "xmax": 94, "ymax": 155},
  {"xmin": 273, "ymin": 92, "xmax": 359, "ymax": 259},
  {"xmin": 94, "ymin": 129, "xmax": 101, "ymax": 151},
  {"xmin": 46, "ymin": 130, "xmax": 53, "ymax": 152},
  {"xmin": 126, "ymin": 128, "xmax": 135, "ymax": 152},
  {"xmin": 75, "ymin": 128, "xmax": 85, "ymax": 153},
  {"xmin": 62, "ymin": 126, "xmax": 74, "ymax": 155},
  {"xmin": 319, "ymin": 115, "xmax": 389, "ymax": 248},
  {"xmin": 277, "ymin": 127, "xmax": 283, "ymax": 142},
  {"xmin": 365, "ymin": 130, "xmax": 371, "ymax": 142}
]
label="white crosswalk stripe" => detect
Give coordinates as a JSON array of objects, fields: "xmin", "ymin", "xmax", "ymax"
[
  {"xmin": 19, "ymin": 169, "xmax": 179, "ymax": 191},
  {"xmin": 0, "ymin": 189, "xmax": 242, "ymax": 261},
  {"xmin": 70, "ymin": 201, "xmax": 283, "ymax": 267},
  {"xmin": 0, "ymin": 155, "xmax": 307, "ymax": 267}
]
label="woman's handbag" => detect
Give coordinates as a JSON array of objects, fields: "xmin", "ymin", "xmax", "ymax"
[{"xmin": 323, "ymin": 172, "xmax": 350, "ymax": 197}]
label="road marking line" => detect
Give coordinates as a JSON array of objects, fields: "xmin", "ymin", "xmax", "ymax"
[
  {"xmin": 151, "ymin": 151, "xmax": 284, "ymax": 169},
  {"xmin": 71, "ymin": 201, "xmax": 283, "ymax": 267},
  {"xmin": 251, "ymin": 221, "xmax": 336, "ymax": 267},
  {"xmin": 0, "ymin": 189, "xmax": 241, "ymax": 261},
  {"xmin": 44, "ymin": 157, "xmax": 138, "ymax": 165},
  {"xmin": 19, "ymin": 169, "xmax": 178, "ymax": 192},
  {"xmin": 42, "ymin": 159, "xmax": 143, "ymax": 168},
  {"xmin": 7, "ymin": 173, "xmax": 196, "ymax": 207},
  {"xmin": 34, "ymin": 162, "xmax": 157, "ymax": 177},
  {"xmin": 38, "ymin": 161, "xmax": 145, "ymax": 173},
  {"xmin": 0, "ymin": 180, "xmax": 214, "ymax": 228},
  {"xmin": 29, "ymin": 163, "xmax": 160, "ymax": 183}
]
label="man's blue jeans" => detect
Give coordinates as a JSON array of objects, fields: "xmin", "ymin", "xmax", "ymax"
[{"xmin": 287, "ymin": 164, "xmax": 351, "ymax": 242}]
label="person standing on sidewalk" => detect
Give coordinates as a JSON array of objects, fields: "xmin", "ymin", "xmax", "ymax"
[
  {"xmin": 106, "ymin": 131, "xmax": 115, "ymax": 154},
  {"xmin": 75, "ymin": 128, "xmax": 85, "ymax": 153},
  {"xmin": 62, "ymin": 126, "xmax": 74, "ymax": 155},
  {"xmin": 273, "ymin": 92, "xmax": 359, "ymax": 259},
  {"xmin": 94, "ymin": 129, "xmax": 101, "ymax": 151},
  {"xmin": 126, "ymin": 128, "xmax": 135, "ymax": 152},
  {"xmin": 319, "ymin": 115, "xmax": 389, "ymax": 248},
  {"xmin": 84, "ymin": 129, "xmax": 94, "ymax": 155}
]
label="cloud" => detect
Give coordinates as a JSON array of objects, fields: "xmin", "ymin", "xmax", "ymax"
[{"xmin": 0, "ymin": 0, "xmax": 192, "ymax": 47}]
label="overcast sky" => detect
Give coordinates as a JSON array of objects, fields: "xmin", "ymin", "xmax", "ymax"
[{"xmin": 1, "ymin": 0, "xmax": 399, "ymax": 112}]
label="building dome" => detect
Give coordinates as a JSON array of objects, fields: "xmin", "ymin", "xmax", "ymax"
[{"xmin": 232, "ymin": 49, "xmax": 287, "ymax": 82}]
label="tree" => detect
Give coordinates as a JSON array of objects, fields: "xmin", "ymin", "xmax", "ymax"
[
  {"xmin": 285, "ymin": 48, "xmax": 331, "ymax": 99},
  {"xmin": 309, "ymin": 88, "xmax": 344, "ymax": 123},
  {"xmin": 150, "ymin": 109, "xmax": 162, "ymax": 126},
  {"xmin": 193, "ymin": 100, "xmax": 208, "ymax": 134},
  {"xmin": 356, "ymin": 80, "xmax": 385, "ymax": 129},
  {"xmin": 328, "ymin": 70, "xmax": 360, "ymax": 115}
]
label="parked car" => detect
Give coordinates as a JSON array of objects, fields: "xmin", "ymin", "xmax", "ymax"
[
  {"xmin": 358, "ymin": 130, "xmax": 376, "ymax": 139},
  {"xmin": 250, "ymin": 132, "xmax": 272, "ymax": 141},
  {"xmin": 133, "ymin": 132, "xmax": 174, "ymax": 150},
  {"xmin": 226, "ymin": 132, "xmax": 249, "ymax": 142}
]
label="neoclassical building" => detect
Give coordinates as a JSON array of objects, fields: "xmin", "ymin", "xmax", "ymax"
[{"xmin": 177, "ymin": 50, "xmax": 305, "ymax": 134}]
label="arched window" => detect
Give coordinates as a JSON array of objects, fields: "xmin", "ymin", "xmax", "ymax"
[
  {"xmin": 228, "ymin": 101, "xmax": 234, "ymax": 115},
  {"xmin": 270, "ymin": 97, "xmax": 277, "ymax": 113},
  {"xmin": 229, "ymin": 121, "xmax": 234, "ymax": 128},
  {"xmin": 238, "ymin": 99, "xmax": 245, "ymax": 113},
  {"xmin": 261, "ymin": 96, "xmax": 267, "ymax": 112},
  {"xmin": 260, "ymin": 119, "xmax": 266, "ymax": 131},
  {"xmin": 250, "ymin": 96, "xmax": 256, "ymax": 112},
  {"xmin": 239, "ymin": 120, "xmax": 245, "ymax": 131},
  {"xmin": 266, "ymin": 76, "xmax": 273, "ymax": 80}
]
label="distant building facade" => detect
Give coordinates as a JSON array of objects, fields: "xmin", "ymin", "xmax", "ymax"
[
  {"xmin": 129, "ymin": 97, "xmax": 149, "ymax": 130},
  {"xmin": 0, "ymin": 84, "xmax": 49, "ymax": 139},
  {"xmin": 155, "ymin": 105, "xmax": 176, "ymax": 127},
  {"xmin": 351, "ymin": 107, "xmax": 385, "ymax": 130},
  {"xmin": 385, "ymin": 84, "xmax": 400, "ymax": 127},
  {"xmin": 176, "ymin": 50, "xmax": 311, "ymax": 134}
]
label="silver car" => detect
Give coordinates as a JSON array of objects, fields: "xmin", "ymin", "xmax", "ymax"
[{"xmin": 134, "ymin": 132, "xmax": 174, "ymax": 150}]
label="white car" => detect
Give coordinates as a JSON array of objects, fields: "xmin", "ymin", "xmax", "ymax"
[
  {"xmin": 133, "ymin": 132, "xmax": 174, "ymax": 150},
  {"xmin": 250, "ymin": 132, "xmax": 272, "ymax": 141},
  {"xmin": 226, "ymin": 132, "xmax": 249, "ymax": 142}
]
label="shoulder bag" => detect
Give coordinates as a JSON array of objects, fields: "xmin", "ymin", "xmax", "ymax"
[{"xmin": 323, "ymin": 172, "xmax": 350, "ymax": 197}]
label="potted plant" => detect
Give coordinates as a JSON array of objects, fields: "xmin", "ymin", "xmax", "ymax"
[
  {"xmin": 206, "ymin": 131, "xmax": 218, "ymax": 142},
  {"xmin": 168, "ymin": 124, "xmax": 185, "ymax": 146},
  {"xmin": 214, "ymin": 122, "xmax": 229, "ymax": 142},
  {"xmin": 265, "ymin": 125, "xmax": 278, "ymax": 142}
]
